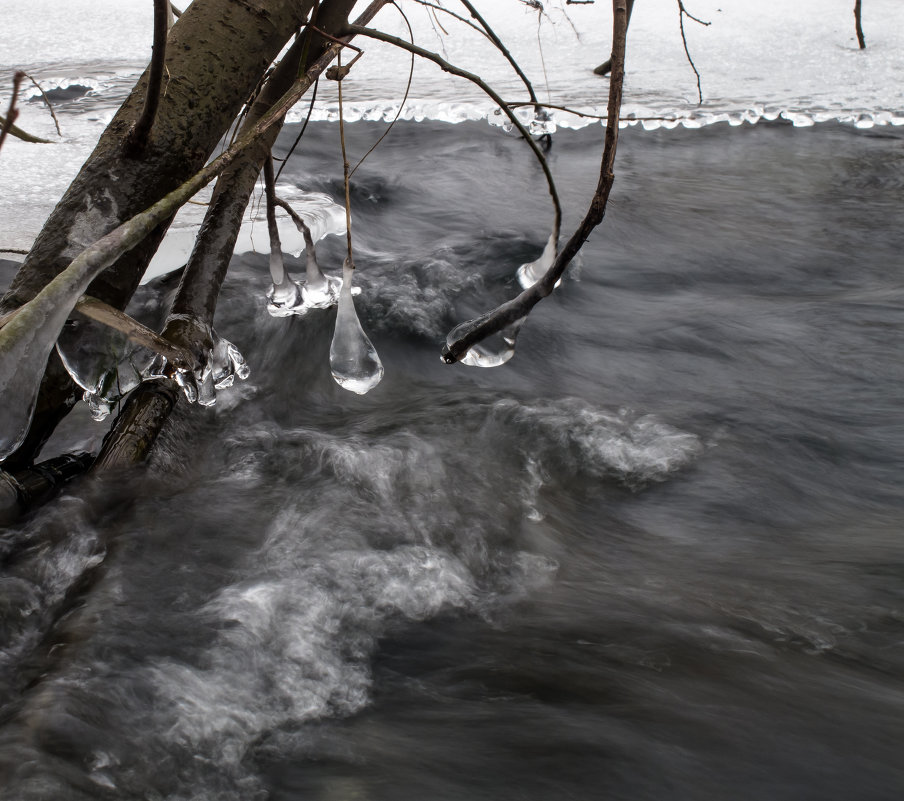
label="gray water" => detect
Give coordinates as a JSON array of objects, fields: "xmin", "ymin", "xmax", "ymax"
[{"xmin": 1, "ymin": 119, "xmax": 903, "ymax": 800}]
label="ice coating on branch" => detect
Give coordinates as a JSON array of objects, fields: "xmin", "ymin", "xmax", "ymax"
[
  {"xmin": 444, "ymin": 315, "xmax": 522, "ymax": 368},
  {"xmin": 150, "ymin": 325, "xmax": 250, "ymax": 407},
  {"xmin": 516, "ymin": 232, "xmax": 558, "ymax": 290},
  {"xmin": 55, "ymin": 318, "xmax": 155, "ymax": 421},
  {"xmin": 329, "ymin": 259, "xmax": 383, "ymax": 395},
  {"xmin": 266, "ymin": 198, "xmax": 345, "ymax": 317},
  {"xmin": 528, "ymin": 109, "xmax": 556, "ymax": 137}
]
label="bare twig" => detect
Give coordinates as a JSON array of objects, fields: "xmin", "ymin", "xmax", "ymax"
[
  {"xmin": 441, "ymin": 0, "xmax": 630, "ymax": 364},
  {"xmin": 0, "ymin": 114, "xmax": 52, "ymax": 144},
  {"xmin": 124, "ymin": 0, "xmax": 169, "ymax": 156},
  {"xmin": 344, "ymin": 23, "xmax": 562, "ymax": 241},
  {"xmin": 677, "ymin": 0, "xmax": 710, "ymax": 104},
  {"xmin": 854, "ymin": 0, "xmax": 866, "ymax": 49},
  {"xmin": 170, "ymin": 2, "xmax": 182, "ymax": 18},
  {"xmin": 334, "ymin": 51, "xmax": 355, "ymax": 264},
  {"xmin": 349, "ymin": 0, "xmax": 415, "ymax": 179},
  {"xmin": 0, "ymin": 248, "xmax": 31, "ymax": 255},
  {"xmin": 0, "ymin": 71, "xmax": 25, "ymax": 154},
  {"xmin": 459, "ymin": 0, "xmax": 541, "ymax": 108},
  {"xmin": 414, "ymin": 1, "xmax": 483, "ymax": 36},
  {"xmin": 22, "ymin": 72, "xmax": 62, "ymax": 137}
]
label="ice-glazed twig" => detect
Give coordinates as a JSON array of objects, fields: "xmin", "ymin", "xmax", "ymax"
[
  {"xmin": 0, "ymin": 0, "xmax": 392, "ymax": 458},
  {"xmin": 442, "ymin": 0, "xmax": 630, "ymax": 365},
  {"xmin": 677, "ymin": 0, "xmax": 710, "ymax": 105},
  {"xmin": 125, "ymin": 0, "xmax": 170, "ymax": 155},
  {"xmin": 344, "ymin": 23, "xmax": 562, "ymax": 238},
  {"xmin": 0, "ymin": 294, "xmax": 193, "ymax": 368}
]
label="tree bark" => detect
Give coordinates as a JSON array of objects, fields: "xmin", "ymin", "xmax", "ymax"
[{"xmin": 0, "ymin": 0, "xmax": 315, "ymax": 467}]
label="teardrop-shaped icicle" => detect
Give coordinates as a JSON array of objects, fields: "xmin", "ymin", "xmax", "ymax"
[
  {"xmin": 443, "ymin": 315, "xmax": 523, "ymax": 368},
  {"xmin": 516, "ymin": 232, "xmax": 557, "ymax": 289},
  {"xmin": 329, "ymin": 259, "xmax": 383, "ymax": 394}
]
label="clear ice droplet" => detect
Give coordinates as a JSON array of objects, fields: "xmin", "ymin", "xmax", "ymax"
[
  {"xmin": 329, "ymin": 259, "xmax": 383, "ymax": 394},
  {"xmin": 444, "ymin": 315, "xmax": 522, "ymax": 368},
  {"xmin": 516, "ymin": 232, "xmax": 558, "ymax": 290},
  {"xmin": 528, "ymin": 109, "xmax": 556, "ymax": 137}
]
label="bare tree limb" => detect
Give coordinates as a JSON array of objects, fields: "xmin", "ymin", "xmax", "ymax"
[
  {"xmin": 854, "ymin": 0, "xmax": 866, "ymax": 49},
  {"xmin": 0, "ymin": 71, "xmax": 25, "ymax": 154},
  {"xmin": 0, "ymin": 295, "xmax": 193, "ymax": 369},
  {"xmin": 0, "ymin": 114, "xmax": 52, "ymax": 144},
  {"xmin": 21, "ymin": 72, "xmax": 63, "ymax": 137},
  {"xmin": 124, "ymin": 0, "xmax": 170, "ymax": 156},
  {"xmin": 442, "ymin": 0, "xmax": 630, "ymax": 364},
  {"xmin": 344, "ymin": 23, "xmax": 562, "ymax": 240},
  {"xmin": 677, "ymin": 0, "xmax": 710, "ymax": 104},
  {"xmin": 594, "ymin": 0, "xmax": 632, "ymax": 75},
  {"xmin": 458, "ymin": 0, "xmax": 541, "ymax": 108}
]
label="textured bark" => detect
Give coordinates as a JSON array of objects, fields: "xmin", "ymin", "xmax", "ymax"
[
  {"xmin": 95, "ymin": 0, "xmax": 389, "ymax": 470},
  {"xmin": 0, "ymin": 0, "xmax": 314, "ymax": 467}
]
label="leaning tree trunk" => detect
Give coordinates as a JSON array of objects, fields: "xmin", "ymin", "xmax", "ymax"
[
  {"xmin": 0, "ymin": 0, "xmax": 315, "ymax": 469},
  {"xmin": 95, "ymin": 0, "xmax": 368, "ymax": 469}
]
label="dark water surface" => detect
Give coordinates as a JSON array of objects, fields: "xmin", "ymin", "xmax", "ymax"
[{"xmin": 1, "ymin": 120, "xmax": 903, "ymax": 800}]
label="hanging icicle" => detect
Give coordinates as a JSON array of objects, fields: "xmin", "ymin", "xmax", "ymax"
[{"xmin": 327, "ymin": 49, "xmax": 383, "ymax": 395}]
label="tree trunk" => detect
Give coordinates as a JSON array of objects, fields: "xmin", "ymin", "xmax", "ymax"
[{"xmin": 0, "ymin": 0, "xmax": 315, "ymax": 468}]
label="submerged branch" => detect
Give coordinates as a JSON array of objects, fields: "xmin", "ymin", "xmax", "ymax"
[
  {"xmin": 442, "ymin": 0, "xmax": 630, "ymax": 364},
  {"xmin": 344, "ymin": 23, "xmax": 562, "ymax": 239}
]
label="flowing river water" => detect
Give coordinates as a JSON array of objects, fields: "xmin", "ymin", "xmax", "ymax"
[{"xmin": 1, "ymin": 117, "xmax": 903, "ymax": 800}]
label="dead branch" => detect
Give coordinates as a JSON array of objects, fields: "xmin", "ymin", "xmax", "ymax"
[
  {"xmin": 0, "ymin": 71, "xmax": 25, "ymax": 154},
  {"xmin": 854, "ymin": 0, "xmax": 866, "ymax": 49},
  {"xmin": 125, "ymin": 0, "xmax": 170, "ymax": 156},
  {"xmin": 442, "ymin": 0, "xmax": 630, "ymax": 364},
  {"xmin": 459, "ymin": 0, "xmax": 541, "ymax": 108},
  {"xmin": 0, "ymin": 295, "xmax": 193, "ymax": 369},
  {"xmin": 344, "ymin": 23, "xmax": 562, "ymax": 238},
  {"xmin": 677, "ymin": 0, "xmax": 710, "ymax": 104},
  {"xmin": 594, "ymin": 0, "xmax": 632, "ymax": 75},
  {"xmin": 0, "ymin": 115, "xmax": 52, "ymax": 144},
  {"xmin": 22, "ymin": 72, "xmax": 62, "ymax": 137}
]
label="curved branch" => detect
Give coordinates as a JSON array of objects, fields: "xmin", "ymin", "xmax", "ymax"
[
  {"xmin": 854, "ymin": 0, "xmax": 866, "ymax": 49},
  {"xmin": 458, "ymin": 0, "xmax": 540, "ymax": 107},
  {"xmin": 23, "ymin": 72, "xmax": 62, "ymax": 137},
  {"xmin": 677, "ymin": 0, "xmax": 710, "ymax": 105},
  {"xmin": 344, "ymin": 23, "xmax": 562, "ymax": 240},
  {"xmin": 442, "ymin": 0, "xmax": 630, "ymax": 364}
]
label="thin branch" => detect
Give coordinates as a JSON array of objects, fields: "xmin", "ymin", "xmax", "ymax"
[
  {"xmin": 23, "ymin": 72, "xmax": 62, "ymax": 137},
  {"xmin": 854, "ymin": 0, "xmax": 866, "ymax": 49},
  {"xmin": 349, "ymin": 0, "xmax": 415, "ymax": 179},
  {"xmin": 0, "ymin": 71, "xmax": 25, "ymax": 154},
  {"xmin": 677, "ymin": 0, "xmax": 710, "ymax": 105},
  {"xmin": 0, "ymin": 114, "xmax": 52, "ymax": 144},
  {"xmin": 0, "ymin": 1, "xmax": 392, "ymax": 382},
  {"xmin": 344, "ymin": 23, "xmax": 562, "ymax": 240},
  {"xmin": 459, "ymin": 0, "xmax": 541, "ymax": 108},
  {"xmin": 170, "ymin": 2, "xmax": 182, "ymax": 18},
  {"xmin": 124, "ymin": 0, "xmax": 169, "ymax": 156},
  {"xmin": 441, "ymin": 0, "xmax": 630, "ymax": 364},
  {"xmin": 0, "ymin": 295, "xmax": 193, "ymax": 368},
  {"xmin": 414, "ymin": 1, "xmax": 484, "ymax": 37},
  {"xmin": 0, "ymin": 248, "xmax": 31, "ymax": 255},
  {"xmin": 274, "ymin": 78, "xmax": 318, "ymax": 182},
  {"xmin": 335, "ymin": 51, "xmax": 355, "ymax": 263},
  {"xmin": 263, "ymin": 155, "xmax": 286, "ymax": 284}
]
